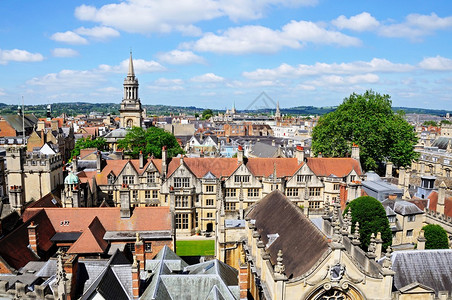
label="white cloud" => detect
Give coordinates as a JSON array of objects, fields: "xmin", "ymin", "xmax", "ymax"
[
  {"xmin": 26, "ymin": 69, "xmax": 106, "ymax": 90},
  {"xmin": 99, "ymin": 58, "xmax": 166, "ymax": 74},
  {"xmin": 97, "ymin": 87, "xmax": 121, "ymax": 93},
  {"xmin": 51, "ymin": 31, "xmax": 88, "ymax": 45},
  {"xmin": 243, "ymin": 58, "xmax": 414, "ymax": 80},
  {"xmin": 191, "ymin": 73, "xmax": 224, "ymax": 82},
  {"xmin": 332, "ymin": 12, "xmax": 380, "ymax": 32},
  {"xmin": 182, "ymin": 21, "xmax": 360, "ymax": 55},
  {"xmin": 51, "ymin": 48, "xmax": 79, "ymax": 57},
  {"xmin": 74, "ymin": 0, "xmax": 318, "ymax": 34},
  {"xmin": 156, "ymin": 50, "xmax": 205, "ymax": 65},
  {"xmin": 419, "ymin": 55, "xmax": 452, "ymax": 71},
  {"xmin": 74, "ymin": 26, "xmax": 120, "ymax": 41},
  {"xmin": 379, "ymin": 13, "xmax": 452, "ymax": 40},
  {"xmin": 153, "ymin": 78, "xmax": 185, "ymax": 86},
  {"xmin": 0, "ymin": 88, "xmax": 5, "ymax": 96},
  {"xmin": 0, "ymin": 49, "xmax": 44, "ymax": 64}
]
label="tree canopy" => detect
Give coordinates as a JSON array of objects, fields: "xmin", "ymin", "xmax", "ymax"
[
  {"xmin": 423, "ymin": 120, "xmax": 438, "ymax": 127},
  {"xmin": 202, "ymin": 109, "xmax": 213, "ymax": 120},
  {"xmin": 344, "ymin": 196, "xmax": 392, "ymax": 251},
  {"xmin": 422, "ymin": 224, "xmax": 449, "ymax": 249},
  {"xmin": 71, "ymin": 137, "xmax": 107, "ymax": 158},
  {"xmin": 312, "ymin": 90, "xmax": 418, "ymax": 171},
  {"xmin": 117, "ymin": 126, "xmax": 183, "ymax": 159}
]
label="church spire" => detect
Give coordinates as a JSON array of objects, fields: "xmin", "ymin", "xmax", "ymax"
[
  {"xmin": 128, "ymin": 51, "xmax": 135, "ymax": 77},
  {"xmin": 275, "ymin": 100, "xmax": 281, "ymax": 118}
]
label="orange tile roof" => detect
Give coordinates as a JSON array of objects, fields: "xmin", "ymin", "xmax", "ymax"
[
  {"xmin": 22, "ymin": 207, "xmax": 172, "ymax": 233},
  {"xmin": 427, "ymin": 191, "xmax": 452, "ymax": 217},
  {"xmin": 306, "ymin": 157, "xmax": 362, "ymax": 177},
  {"xmin": 181, "ymin": 157, "xmax": 240, "ymax": 178},
  {"xmin": 67, "ymin": 217, "xmax": 108, "ymax": 254},
  {"xmin": 246, "ymin": 157, "xmax": 301, "ymax": 178}
]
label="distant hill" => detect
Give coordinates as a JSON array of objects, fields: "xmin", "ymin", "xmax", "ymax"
[{"xmin": 0, "ymin": 102, "xmax": 448, "ymax": 118}]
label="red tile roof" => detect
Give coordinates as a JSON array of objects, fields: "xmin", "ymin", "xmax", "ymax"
[
  {"xmin": 181, "ymin": 157, "xmax": 240, "ymax": 178},
  {"xmin": 426, "ymin": 191, "xmax": 452, "ymax": 217},
  {"xmin": 306, "ymin": 157, "xmax": 362, "ymax": 177},
  {"xmin": 67, "ymin": 217, "xmax": 108, "ymax": 254},
  {"xmin": 22, "ymin": 207, "xmax": 172, "ymax": 233},
  {"xmin": 94, "ymin": 159, "xmax": 160, "ymax": 185},
  {"xmin": 246, "ymin": 157, "xmax": 301, "ymax": 178},
  {"xmin": 0, "ymin": 210, "xmax": 56, "ymax": 270}
]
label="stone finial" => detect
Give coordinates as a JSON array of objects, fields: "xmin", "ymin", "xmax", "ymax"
[
  {"xmin": 132, "ymin": 255, "xmax": 138, "ymax": 268},
  {"xmin": 274, "ymin": 250, "xmax": 285, "ymax": 274},
  {"xmin": 367, "ymin": 233, "xmax": 376, "ymax": 255},
  {"xmin": 382, "ymin": 246, "xmax": 392, "ymax": 269},
  {"xmin": 346, "ymin": 209, "xmax": 353, "ymax": 236},
  {"xmin": 352, "ymin": 222, "xmax": 360, "ymax": 245},
  {"xmin": 135, "ymin": 232, "xmax": 141, "ymax": 243},
  {"xmin": 323, "ymin": 198, "xmax": 330, "ymax": 217}
]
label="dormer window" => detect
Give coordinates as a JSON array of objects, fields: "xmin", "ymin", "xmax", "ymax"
[{"xmin": 108, "ymin": 174, "xmax": 115, "ymax": 184}]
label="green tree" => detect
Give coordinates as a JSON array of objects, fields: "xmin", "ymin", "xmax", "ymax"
[
  {"xmin": 423, "ymin": 120, "xmax": 438, "ymax": 127},
  {"xmin": 440, "ymin": 120, "xmax": 451, "ymax": 125},
  {"xmin": 312, "ymin": 90, "xmax": 418, "ymax": 171},
  {"xmin": 202, "ymin": 109, "xmax": 213, "ymax": 120},
  {"xmin": 344, "ymin": 196, "xmax": 392, "ymax": 251},
  {"xmin": 422, "ymin": 224, "xmax": 449, "ymax": 249},
  {"xmin": 117, "ymin": 126, "xmax": 183, "ymax": 158},
  {"xmin": 71, "ymin": 137, "xmax": 107, "ymax": 158}
]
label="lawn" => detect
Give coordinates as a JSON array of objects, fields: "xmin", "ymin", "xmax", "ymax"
[{"xmin": 176, "ymin": 240, "xmax": 215, "ymax": 256}]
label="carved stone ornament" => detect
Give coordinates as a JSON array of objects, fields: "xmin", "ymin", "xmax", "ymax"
[{"xmin": 330, "ymin": 264, "xmax": 345, "ymax": 282}]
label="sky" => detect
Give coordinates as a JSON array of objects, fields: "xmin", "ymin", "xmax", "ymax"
[{"xmin": 1, "ymin": 0, "xmax": 452, "ymax": 110}]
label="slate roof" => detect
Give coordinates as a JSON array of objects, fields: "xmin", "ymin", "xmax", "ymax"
[
  {"xmin": 432, "ymin": 137, "xmax": 451, "ymax": 150},
  {"xmin": 392, "ymin": 250, "xmax": 452, "ymax": 295},
  {"xmin": 381, "ymin": 199, "xmax": 424, "ymax": 216},
  {"xmin": 248, "ymin": 141, "xmax": 281, "ymax": 158},
  {"xmin": 141, "ymin": 246, "xmax": 238, "ymax": 300},
  {"xmin": 2, "ymin": 114, "xmax": 38, "ymax": 132},
  {"xmin": 246, "ymin": 190, "xmax": 330, "ymax": 279}
]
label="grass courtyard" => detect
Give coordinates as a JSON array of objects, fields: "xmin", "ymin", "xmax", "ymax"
[{"xmin": 176, "ymin": 240, "xmax": 215, "ymax": 256}]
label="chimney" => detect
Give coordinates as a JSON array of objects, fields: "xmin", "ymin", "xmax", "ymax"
[
  {"xmin": 139, "ymin": 151, "xmax": 144, "ymax": 169},
  {"xmin": 131, "ymin": 256, "xmax": 140, "ymax": 299},
  {"xmin": 134, "ymin": 233, "xmax": 145, "ymax": 270},
  {"xmin": 96, "ymin": 151, "xmax": 101, "ymax": 173},
  {"xmin": 238, "ymin": 250, "xmax": 248, "ymax": 300},
  {"xmin": 385, "ymin": 162, "xmax": 393, "ymax": 178},
  {"xmin": 120, "ymin": 186, "xmax": 131, "ymax": 218},
  {"xmin": 295, "ymin": 145, "xmax": 305, "ymax": 164},
  {"xmin": 438, "ymin": 181, "xmax": 447, "ymax": 215},
  {"xmin": 28, "ymin": 221, "xmax": 38, "ymax": 253},
  {"xmin": 51, "ymin": 120, "xmax": 58, "ymax": 131},
  {"xmin": 180, "ymin": 155, "xmax": 184, "ymax": 166},
  {"xmin": 161, "ymin": 146, "xmax": 167, "ymax": 178},
  {"xmin": 351, "ymin": 143, "xmax": 360, "ymax": 160},
  {"xmin": 63, "ymin": 254, "xmax": 78, "ymax": 300},
  {"xmin": 40, "ymin": 129, "xmax": 46, "ymax": 146},
  {"xmin": 37, "ymin": 120, "xmax": 45, "ymax": 131},
  {"xmin": 72, "ymin": 156, "xmax": 78, "ymax": 173},
  {"xmin": 398, "ymin": 167, "xmax": 405, "ymax": 188},
  {"xmin": 237, "ymin": 145, "xmax": 244, "ymax": 164},
  {"xmin": 417, "ymin": 230, "xmax": 426, "ymax": 250}
]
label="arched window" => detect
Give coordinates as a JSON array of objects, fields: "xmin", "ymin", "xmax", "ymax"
[{"xmin": 127, "ymin": 119, "xmax": 134, "ymax": 128}]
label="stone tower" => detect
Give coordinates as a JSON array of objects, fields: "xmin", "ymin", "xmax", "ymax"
[
  {"xmin": 275, "ymin": 100, "xmax": 281, "ymax": 119},
  {"xmin": 119, "ymin": 52, "xmax": 143, "ymax": 128}
]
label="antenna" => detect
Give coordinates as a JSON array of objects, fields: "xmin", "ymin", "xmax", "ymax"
[{"xmin": 22, "ymin": 96, "xmax": 25, "ymax": 146}]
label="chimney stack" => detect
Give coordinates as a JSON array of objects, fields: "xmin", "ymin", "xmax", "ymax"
[
  {"xmin": 134, "ymin": 233, "xmax": 145, "ymax": 270},
  {"xmin": 351, "ymin": 143, "xmax": 360, "ymax": 161},
  {"xmin": 120, "ymin": 186, "xmax": 131, "ymax": 218},
  {"xmin": 237, "ymin": 145, "xmax": 244, "ymax": 164},
  {"xmin": 417, "ymin": 230, "xmax": 426, "ymax": 250},
  {"xmin": 131, "ymin": 256, "xmax": 140, "ymax": 299},
  {"xmin": 72, "ymin": 156, "xmax": 78, "ymax": 173},
  {"xmin": 50, "ymin": 120, "xmax": 59, "ymax": 131},
  {"xmin": 295, "ymin": 145, "xmax": 305, "ymax": 164},
  {"xmin": 161, "ymin": 146, "xmax": 167, "ymax": 178},
  {"xmin": 96, "ymin": 151, "xmax": 102, "ymax": 173},
  {"xmin": 385, "ymin": 162, "xmax": 393, "ymax": 178},
  {"xmin": 438, "ymin": 181, "xmax": 447, "ymax": 215},
  {"xmin": 139, "ymin": 151, "xmax": 144, "ymax": 169},
  {"xmin": 28, "ymin": 221, "xmax": 38, "ymax": 253}
]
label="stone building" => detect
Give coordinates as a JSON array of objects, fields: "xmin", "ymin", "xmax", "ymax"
[
  {"xmin": 76, "ymin": 145, "xmax": 363, "ymax": 236},
  {"xmin": 6, "ymin": 146, "xmax": 63, "ymax": 213},
  {"xmin": 119, "ymin": 52, "xmax": 144, "ymax": 129}
]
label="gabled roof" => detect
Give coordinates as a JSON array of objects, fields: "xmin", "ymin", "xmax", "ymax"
[
  {"xmin": 306, "ymin": 157, "xmax": 362, "ymax": 177},
  {"xmin": 246, "ymin": 190, "xmax": 329, "ymax": 279},
  {"xmin": 168, "ymin": 157, "xmax": 240, "ymax": 179},
  {"xmin": 95, "ymin": 159, "xmax": 155, "ymax": 185},
  {"xmin": 0, "ymin": 209, "xmax": 56, "ymax": 270},
  {"xmin": 67, "ymin": 217, "xmax": 108, "ymax": 254}
]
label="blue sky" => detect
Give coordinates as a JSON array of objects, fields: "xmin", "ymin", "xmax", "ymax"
[{"xmin": 1, "ymin": 0, "xmax": 452, "ymax": 110}]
